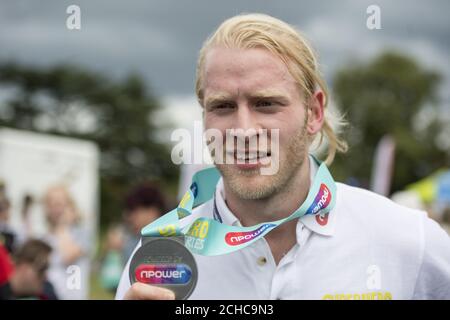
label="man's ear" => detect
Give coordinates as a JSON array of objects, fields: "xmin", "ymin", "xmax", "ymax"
[{"xmin": 306, "ymin": 90, "xmax": 325, "ymax": 135}]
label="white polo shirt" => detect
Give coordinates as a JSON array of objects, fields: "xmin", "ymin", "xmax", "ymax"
[{"xmin": 116, "ymin": 159, "xmax": 450, "ymax": 300}]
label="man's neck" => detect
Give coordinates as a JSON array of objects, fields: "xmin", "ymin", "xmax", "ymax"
[
  {"xmin": 223, "ymin": 157, "xmax": 311, "ymax": 264},
  {"xmin": 224, "ymin": 157, "xmax": 311, "ymax": 227}
]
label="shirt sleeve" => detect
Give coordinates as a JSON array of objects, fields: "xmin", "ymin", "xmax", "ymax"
[
  {"xmin": 115, "ymin": 239, "xmax": 141, "ymax": 300},
  {"xmin": 412, "ymin": 216, "xmax": 450, "ymax": 299}
]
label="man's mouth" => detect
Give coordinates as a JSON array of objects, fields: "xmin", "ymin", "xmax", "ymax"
[{"xmin": 226, "ymin": 150, "xmax": 272, "ymax": 165}]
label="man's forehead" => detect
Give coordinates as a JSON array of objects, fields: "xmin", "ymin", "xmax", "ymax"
[
  {"xmin": 204, "ymin": 46, "xmax": 289, "ymax": 77},
  {"xmin": 203, "ymin": 47, "xmax": 297, "ymax": 98}
]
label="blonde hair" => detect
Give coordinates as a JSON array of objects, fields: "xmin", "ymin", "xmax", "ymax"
[{"xmin": 195, "ymin": 13, "xmax": 348, "ymax": 164}]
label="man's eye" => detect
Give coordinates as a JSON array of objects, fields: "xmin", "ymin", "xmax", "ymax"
[
  {"xmin": 256, "ymin": 100, "xmax": 274, "ymax": 107},
  {"xmin": 211, "ymin": 103, "xmax": 234, "ymax": 110}
]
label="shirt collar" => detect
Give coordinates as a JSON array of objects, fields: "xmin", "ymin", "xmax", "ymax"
[
  {"xmin": 214, "ymin": 155, "xmax": 338, "ymax": 236},
  {"xmin": 299, "ymin": 156, "xmax": 338, "ymax": 237},
  {"xmin": 214, "ymin": 178, "xmax": 241, "ymax": 226}
]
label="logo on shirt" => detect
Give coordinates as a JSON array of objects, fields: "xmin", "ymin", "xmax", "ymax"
[
  {"xmin": 225, "ymin": 224, "xmax": 276, "ymax": 246},
  {"xmin": 306, "ymin": 183, "xmax": 331, "ymax": 216},
  {"xmin": 135, "ymin": 264, "xmax": 192, "ymax": 284},
  {"xmin": 315, "ymin": 213, "xmax": 329, "ymax": 226},
  {"xmin": 322, "ymin": 291, "xmax": 392, "ymax": 300}
]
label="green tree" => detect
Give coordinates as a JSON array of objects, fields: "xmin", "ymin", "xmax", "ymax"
[
  {"xmin": 332, "ymin": 52, "xmax": 449, "ymax": 193},
  {"xmin": 0, "ymin": 62, "xmax": 178, "ymax": 228}
]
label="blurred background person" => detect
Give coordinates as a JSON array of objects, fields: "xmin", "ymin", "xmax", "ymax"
[
  {"xmin": 122, "ymin": 182, "xmax": 167, "ymax": 263},
  {"xmin": 99, "ymin": 224, "xmax": 125, "ymax": 294},
  {"xmin": 0, "ymin": 180, "xmax": 23, "ymax": 254},
  {"xmin": 0, "ymin": 239, "xmax": 54, "ymax": 300},
  {"xmin": 0, "ymin": 242, "xmax": 14, "ymax": 298},
  {"xmin": 41, "ymin": 184, "xmax": 90, "ymax": 300},
  {"xmin": 0, "ymin": 190, "xmax": 15, "ymax": 254},
  {"xmin": 20, "ymin": 194, "xmax": 35, "ymax": 241}
]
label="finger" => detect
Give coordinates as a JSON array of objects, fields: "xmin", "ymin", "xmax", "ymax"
[{"xmin": 124, "ymin": 282, "xmax": 176, "ymax": 300}]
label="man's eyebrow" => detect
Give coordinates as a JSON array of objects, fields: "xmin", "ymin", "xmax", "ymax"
[
  {"xmin": 249, "ymin": 90, "xmax": 289, "ymax": 100},
  {"xmin": 204, "ymin": 90, "xmax": 290, "ymax": 106},
  {"xmin": 204, "ymin": 93, "xmax": 233, "ymax": 106}
]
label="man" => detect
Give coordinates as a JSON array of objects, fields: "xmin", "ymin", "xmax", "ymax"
[
  {"xmin": 116, "ymin": 13, "xmax": 450, "ymax": 300},
  {"xmin": 0, "ymin": 239, "xmax": 53, "ymax": 299}
]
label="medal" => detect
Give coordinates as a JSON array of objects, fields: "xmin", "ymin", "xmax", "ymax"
[{"xmin": 129, "ymin": 237, "xmax": 198, "ymax": 300}]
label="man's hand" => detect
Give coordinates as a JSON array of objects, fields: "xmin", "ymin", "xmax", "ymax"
[{"xmin": 124, "ymin": 282, "xmax": 176, "ymax": 300}]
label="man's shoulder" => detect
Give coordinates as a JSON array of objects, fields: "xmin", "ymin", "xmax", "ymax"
[
  {"xmin": 336, "ymin": 182, "xmax": 426, "ymax": 220},
  {"xmin": 335, "ymin": 182, "xmax": 427, "ymax": 241}
]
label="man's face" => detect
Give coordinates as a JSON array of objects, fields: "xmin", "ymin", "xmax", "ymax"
[{"xmin": 202, "ymin": 47, "xmax": 313, "ymax": 200}]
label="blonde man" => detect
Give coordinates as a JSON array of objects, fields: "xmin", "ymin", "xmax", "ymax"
[{"xmin": 117, "ymin": 14, "xmax": 449, "ymax": 300}]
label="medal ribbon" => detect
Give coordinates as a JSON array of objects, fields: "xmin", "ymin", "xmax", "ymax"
[{"xmin": 141, "ymin": 156, "xmax": 336, "ymax": 256}]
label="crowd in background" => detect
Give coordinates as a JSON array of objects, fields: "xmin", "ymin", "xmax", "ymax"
[{"xmin": 0, "ymin": 178, "xmax": 167, "ymax": 299}]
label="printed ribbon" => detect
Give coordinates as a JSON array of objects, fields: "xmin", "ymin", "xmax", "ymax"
[{"xmin": 141, "ymin": 156, "xmax": 336, "ymax": 256}]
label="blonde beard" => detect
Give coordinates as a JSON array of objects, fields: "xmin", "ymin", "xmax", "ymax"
[{"xmin": 215, "ymin": 123, "xmax": 309, "ymax": 200}]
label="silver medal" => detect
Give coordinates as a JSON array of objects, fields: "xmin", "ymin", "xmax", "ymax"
[{"xmin": 129, "ymin": 237, "xmax": 198, "ymax": 300}]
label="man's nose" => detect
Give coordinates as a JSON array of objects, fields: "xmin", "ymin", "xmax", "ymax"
[
  {"xmin": 230, "ymin": 104, "xmax": 263, "ymax": 146},
  {"xmin": 233, "ymin": 104, "xmax": 259, "ymax": 132}
]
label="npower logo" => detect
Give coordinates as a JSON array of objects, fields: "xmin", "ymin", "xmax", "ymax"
[
  {"xmin": 135, "ymin": 264, "xmax": 192, "ymax": 284},
  {"xmin": 225, "ymin": 224, "xmax": 276, "ymax": 246},
  {"xmin": 306, "ymin": 183, "xmax": 331, "ymax": 215}
]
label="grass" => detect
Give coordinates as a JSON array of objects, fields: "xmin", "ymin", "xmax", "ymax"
[{"xmin": 89, "ymin": 270, "xmax": 116, "ymax": 300}]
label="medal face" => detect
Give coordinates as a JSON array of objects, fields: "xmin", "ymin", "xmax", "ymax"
[{"xmin": 129, "ymin": 237, "xmax": 198, "ymax": 300}]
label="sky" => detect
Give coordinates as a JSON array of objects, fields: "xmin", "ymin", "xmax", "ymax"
[{"xmin": 1, "ymin": 0, "xmax": 449, "ymax": 130}]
